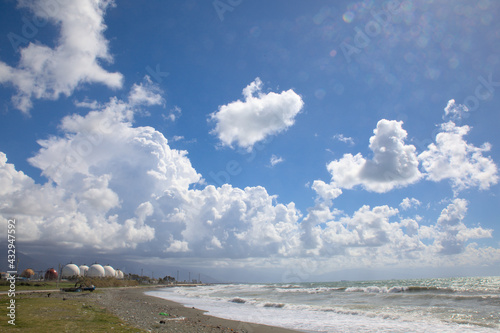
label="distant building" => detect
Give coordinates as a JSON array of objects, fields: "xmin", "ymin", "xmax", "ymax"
[
  {"xmin": 61, "ymin": 264, "xmax": 80, "ymax": 278},
  {"xmin": 115, "ymin": 269, "xmax": 124, "ymax": 279},
  {"xmin": 79, "ymin": 265, "xmax": 89, "ymax": 276},
  {"xmin": 103, "ymin": 265, "xmax": 115, "ymax": 277},
  {"xmin": 21, "ymin": 268, "xmax": 35, "ymax": 279},
  {"xmin": 44, "ymin": 268, "xmax": 58, "ymax": 280},
  {"xmin": 87, "ymin": 264, "xmax": 105, "ymax": 277}
]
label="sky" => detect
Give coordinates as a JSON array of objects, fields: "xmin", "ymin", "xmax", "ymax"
[{"xmin": 0, "ymin": 0, "xmax": 499, "ymax": 282}]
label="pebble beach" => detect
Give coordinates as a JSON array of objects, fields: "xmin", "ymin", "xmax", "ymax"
[{"xmin": 92, "ymin": 287, "xmax": 299, "ymax": 333}]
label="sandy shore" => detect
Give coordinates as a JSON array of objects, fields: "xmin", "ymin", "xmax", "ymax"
[{"xmin": 91, "ymin": 287, "xmax": 302, "ymax": 333}]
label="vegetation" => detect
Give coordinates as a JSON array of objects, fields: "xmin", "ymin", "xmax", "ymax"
[
  {"xmin": 0, "ymin": 294, "xmax": 143, "ymax": 332},
  {"xmin": 0, "ymin": 276, "xmax": 138, "ymax": 292},
  {"xmin": 0, "ymin": 280, "xmax": 74, "ymax": 292},
  {"xmin": 73, "ymin": 276, "xmax": 138, "ymax": 288}
]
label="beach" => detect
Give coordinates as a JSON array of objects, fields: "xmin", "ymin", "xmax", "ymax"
[
  {"xmin": 148, "ymin": 278, "xmax": 500, "ymax": 333},
  {"xmin": 91, "ymin": 287, "xmax": 300, "ymax": 333},
  {"xmin": 8, "ymin": 276, "xmax": 499, "ymax": 332}
]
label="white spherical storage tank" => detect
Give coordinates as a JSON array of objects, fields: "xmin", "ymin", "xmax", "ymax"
[
  {"xmin": 115, "ymin": 269, "xmax": 124, "ymax": 279},
  {"xmin": 79, "ymin": 265, "xmax": 89, "ymax": 276},
  {"xmin": 87, "ymin": 264, "xmax": 105, "ymax": 277},
  {"xmin": 103, "ymin": 265, "xmax": 115, "ymax": 277},
  {"xmin": 61, "ymin": 264, "xmax": 80, "ymax": 278}
]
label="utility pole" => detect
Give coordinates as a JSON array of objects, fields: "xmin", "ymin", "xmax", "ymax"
[
  {"xmin": 57, "ymin": 263, "xmax": 61, "ymax": 288},
  {"xmin": 189, "ymin": 272, "xmax": 191, "ymax": 283}
]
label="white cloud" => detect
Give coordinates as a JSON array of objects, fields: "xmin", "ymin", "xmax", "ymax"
[
  {"xmin": 297, "ymin": 197, "xmax": 493, "ymax": 266},
  {"xmin": 325, "ymin": 120, "xmax": 422, "ymax": 193},
  {"xmin": 311, "ymin": 180, "xmax": 343, "ymax": 202},
  {"xmin": 0, "ymin": 0, "xmax": 123, "ymax": 113},
  {"xmin": 399, "ymin": 197, "xmax": 421, "ymax": 210},
  {"xmin": 0, "ymin": 82, "xmax": 196, "ymax": 250},
  {"xmin": 270, "ymin": 154, "xmax": 284, "ymax": 167},
  {"xmin": 210, "ymin": 78, "xmax": 304, "ymax": 151},
  {"xmin": 166, "ymin": 238, "xmax": 190, "ymax": 253},
  {"xmin": 172, "ymin": 135, "xmax": 184, "ymax": 142},
  {"xmin": 443, "ymin": 99, "xmax": 468, "ymax": 120},
  {"xmin": 0, "ymin": 81, "xmax": 305, "ymax": 257},
  {"xmin": 0, "ymin": 84, "xmax": 498, "ymax": 271},
  {"xmin": 433, "ymin": 199, "xmax": 492, "ymax": 254},
  {"xmin": 419, "ymin": 121, "xmax": 498, "ymax": 191},
  {"xmin": 163, "ymin": 106, "xmax": 182, "ymax": 122},
  {"xmin": 333, "ymin": 133, "xmax": 354, "ymax": 145},
  {"xmin": 74, "ymin": 98, "xmax": 102, "ymax": 109},
  {"xmin": 169, "ymin": 184, "xmax": 302, "ymax": 258},
  {"xmin": 128, "ymin": 77, "xmax": 165, "ymax": 106},
  {"xmin": 300, "ymin": 203, "xmax": 428, "ymax": 260}
]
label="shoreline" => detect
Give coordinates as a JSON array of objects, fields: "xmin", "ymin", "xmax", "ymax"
[{"xmin": 92, "ymin": 287, "xmax": 302, "ymax": 333}]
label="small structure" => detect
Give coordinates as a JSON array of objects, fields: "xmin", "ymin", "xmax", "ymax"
[
  {"xmin": 44, "ymin": 268, "xmax": 58, "ymax": 280},
  {"xmin": 115, "ymin": 269, "xmax": 124, "ymax": 279},
  {"xmin": 79, "ymin": 265, "xmax": 89, "ymax": 276},
  {"xmin": 20, "ymin": 268, "xmax": 35, "ymax": 279},
  {"xmin": 87, "ymin": 264, "xmax": 105, "ymax": 278},
  {"xmin": 103, "ymin": 265, "xmax": 115, "ymax": 277},
  {"xmin": 61, "ymin": 264, "xmax": 80, "ymax": 278}
]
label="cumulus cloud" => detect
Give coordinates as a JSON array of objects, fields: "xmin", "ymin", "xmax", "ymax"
[
  {"xmin": 128, "ymin": 77, "xmax": 165, "ymax": 106},
  {"xmin": 399, "ymin": 197, "xmax": 421, "ymax": 210},
  {"xmin": 325, "ymin": 120, "xmax": 422, "ymax": 193},
  {"xmin": 0, "ymin": 82, "xmax": 195, "ymax": 250},
  {"xmin": 300, "ymin": 203, "xmax": 428, "ymax": 261},
  {"xmin": 0, "ymin": 0, "xmax": 123, "ymax": 113},
  {"xmin": 210, "ymin": 78, "xmax": 304, "ymax": 151},
  {"xmin": 163, "ymin": 106, "xmax": 182, "ymax": 122},
  {"xmin": 0, "ymin": 81, "xmax": 305, "ymax": 257},
  {"xmin": 0, "ymin": 85, "xmax": 498, "ymax": 270},
  {"xmin": 299, "ymin": 198, "xmax": 493, "ymax": 265},
  {"xmin": 311, "ymin": 180, "xmax": 343, "ymax": 202},
  {"xmin": 419, "ymin": 122, "xmax": 498, "ymax": 191},
  {"xmin": 167, "ymin": 184, "xmax": 302, "ymax": 258},
  {"xmin": 333, "ymin": 133, "xmax": 355, "ymax": 145},
  {"xmin": 426, "ymin": 199, "xmax": 492, "ymax": 254},
  {"xmin": 270, "ymin": 154, "xmax": 284, "ymax": 167},
  {"xmin": 443, "ymin": 99, "xmax": 468, "ymax": 120}
]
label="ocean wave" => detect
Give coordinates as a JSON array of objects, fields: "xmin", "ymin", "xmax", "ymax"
[
  {"xmin": 343, "ymin": 285, "xmax": 459, "ymax": 294},
  {"xmin": 230, "ymin": 297, "xmax": 247, "ymax": 304},
  {"xmin": 275, "ymin": 286, "xmax": 346, "ymax": 294},
  {"xmin": 229, "ymin": 297, "xmax": 286, "ymax": 309},
  {"xmin": 345, "ymin": 286, "xmax": 409, "ymax": 293},
  {"xmin": 263, "ymin": 303, "xmax": 285, "ymax": 308}
]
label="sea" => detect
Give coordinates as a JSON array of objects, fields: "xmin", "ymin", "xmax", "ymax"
[{"xmin": 146, "ymin": 276, "xmax": 500, "ymax": 333}]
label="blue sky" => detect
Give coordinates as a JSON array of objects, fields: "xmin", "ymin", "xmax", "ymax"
[{"xmin": 0, "ymin": 0, "xmax": 499, "ymax": 282}]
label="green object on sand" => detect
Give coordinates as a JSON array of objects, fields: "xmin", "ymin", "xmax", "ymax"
[{"xmin": 159, "ymin": 312, "xmax": 169, "ymax": 316}]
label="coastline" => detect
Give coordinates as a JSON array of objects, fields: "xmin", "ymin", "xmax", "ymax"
[{"xmin": 93, "ymin": 287, "xmax": 302, "ymax": 333}]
